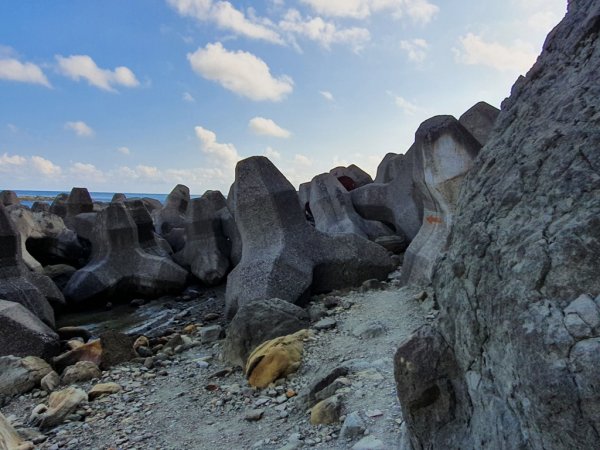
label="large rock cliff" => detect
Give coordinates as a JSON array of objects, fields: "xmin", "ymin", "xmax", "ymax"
[{"xmin": 395, "ymin": 1, "xmax": 600, "ymax": 448}]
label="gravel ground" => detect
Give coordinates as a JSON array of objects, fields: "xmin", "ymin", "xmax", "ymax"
[{"xmin": 3, "ymin": 271, "xmax": 433, "ymax": 450}]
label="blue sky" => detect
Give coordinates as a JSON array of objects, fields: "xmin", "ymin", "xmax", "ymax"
[{"xmin": 0, "ymin": 0, "xmax": 567, "ymax": 194}]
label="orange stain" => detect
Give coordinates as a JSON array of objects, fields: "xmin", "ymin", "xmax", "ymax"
[{"xmin": 426, "ymin": 215, "xmax": 443, "ymax": 224}]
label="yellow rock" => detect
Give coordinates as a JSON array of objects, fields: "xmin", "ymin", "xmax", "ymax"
[
  {"xmin": 245, "ymin": 329, "xmax": 312, "ymax": 389},
  {"xmin": 88, "ymin": 382, "xmax": 122, "ymax": 400},
  {"xmin": 0, "ymin": 412, "xmax": 33, "ymax": 450},
  {"xmin": 310, "ymin": 396, "xmax": 342, "ymax": 425},
  {"xmin": 29, "ymin": 387, "xmax": 88, "ymax": 429},
  {"xmin": 183, "ymin": 324, "xmax": 198, "ymax": 334},
  {"xmin": 66, "ymin": 340, "xmax": 84, "ymax": 350},
  {"xmin": 133, "ymin": 336, "xmax": 149, "ymax": 351}
]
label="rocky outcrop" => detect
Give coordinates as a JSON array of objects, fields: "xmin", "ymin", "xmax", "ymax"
[
  {"xmin": 396, "ymin": 2, "xmax": 600, "ymax": 448},
  {"xmin": 225, "ymin": 157, "xmax": 393, "ymax": 317},
  {"xmin": 329, "ymin": 165, "xmax": 373, "ymax": 189},
  {"xmin": 49, "ymin": 193, "xmax": 68, "ymax": 218},
  {"xmin": 178, "ymin": 191, "xmax": 234, "ymax": 285},
  {"xmin": 64, "ymin": 203, "xmax": 187, "ymax": 304},
  {"xmin": 458, "ymin": 101, "xmax": 500, "ymax": 146},
  {"xmin": 0, "ymin": 205, "xmax": 63, "ymax": 326},
  {"xmin": 400, "ymin": 116, "xmax": 481, "ymax": 285},
  {"xmin": 0, "ymin": 300, "xmax": 59, "ymax": 358},
  {"xmin": 351, "ymin": 149, "xmax": 422, "ymax": 241},
  {"xmin": 223, "ymin": 298, "xmax": 309, "ymax": 367},
  {"xmin": 309, "ymin": 173, "xmax": 393, "ymax": 240},
  {"xmin": 124, "ymin": 199, "xmax": 172, "ymax": 258}
]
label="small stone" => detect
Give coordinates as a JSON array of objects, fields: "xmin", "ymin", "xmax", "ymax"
[
  {"xmin": 313, "ymin": 318, "xmax": 336, "ymax": 331},
  {"xmin": 244, "ymin": 409, "xmax": 265, "ymax": 421},
  {"xmin": 40, "ymin": 371, "xmax": 60, "ymax": 392},
  {"xmin": 200, "ymin": 325, "xmax": 224, "ymax": 343},
  {"xmin": 183, "ymin": 324, "xmax": 198, "ymax": 334},
  {"xmin": 310, "ymin": 396, "xmax": 342, "ymax": 425},
  {"xmin": 88, "ymin": 382, "xmax": 122, "ymax": 400},
  {"xmin": 136, "ymin": 346, "xmax": 153, "ymax": 358},
  {"xmin": 365, "ymin": 409, "xmax": 383, "ymax": 418},
  {"xmin": 340, "ymin": 412, "xmax": 366, "ymax": 440},
  {"xmin": 130, "ymin": 299, "xmax": 145, "ymax": 308},
  {"xmin": 204, "ymin": 313, "xmax": 220, "ymax": 321}
]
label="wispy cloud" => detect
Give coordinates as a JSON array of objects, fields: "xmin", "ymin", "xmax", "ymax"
[
  {"xmin": 399, "ymin": 38, "xmax": 429, "ymax": 63},
  {"xmin": 65, "ymin": 121, "xmax": 95, "ymax": 137}
]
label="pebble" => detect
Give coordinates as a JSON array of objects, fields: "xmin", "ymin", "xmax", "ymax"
[{"xmin": 313, "ymin": 318, "xmax": 337, "ymax": 331}]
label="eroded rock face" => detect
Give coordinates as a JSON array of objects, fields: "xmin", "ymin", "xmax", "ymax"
[
  {"xmin": 0, "ymin": 205, "xmax": 62, "ymax": 326},
  {"xmin": 397, "ymin": 3, "xmax": 600, "ymax": 448},
  {"xmin": 64, "ymin": 203, "xmax": 187, "ymax": 304},
  {"xmin": 400, "ymin": 116, "xmax": 481, "ymax": 286},
  {"xmin": 225, "ymin": 157, "xmax": 393, "ymax": 317},
  {"xmin": 309, "ymin": 173, "xmax": 393, "ymax": 240},
  {"xmin": 178, "ymin": 191, "xmax": 233, "ymax": 286}
]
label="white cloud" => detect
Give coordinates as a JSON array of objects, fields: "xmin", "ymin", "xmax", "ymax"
[
  {"xmin": 183, "ymin": 91, "xmax": 196, "ymax": 102},
  {"xmin": 187, "ymin": 42, "xmax": 293, "ymax": 101},
  {"xmin": 117, "ymin": 146, "xmax": 131, "ymax": 155},
  {"xmin": 56, "ymin": 54, "xmax": 139, "ymax": 92},
  {"xmin": 294, "ymin": 153, "xmax": 312, "ymax": 166},
  {"xmin": 249, "ymin": 117, "xmax": 291, "ymax": 138},
  {"xmin": 454, "ymin": 33, "xmax": 538, "ymax": 73},
  {"xmin": 30, "ymin": 156, "xmax": 62, "ymax": 176},
  {"xmin": 64, "ymin": 121, "xmax": 95, "ymax": 137},
  {"xmin": 279, "ymin": 9, "xmax": 370, "ymax": 51},
  {"xmin": 399, "ymin": 38, "xmax": 429, "ymax": 63},
  {"xmin": 320, "ymin": 90, "xmax": 334, "ymax": 101},
  {"xmin": 0, "ymin": 57, "xmax": 51, "ymax": 87},
  {"xmin": 194, "ymin": 125, "xmax": 241, "ymax": 168},
  {"xmin": 69, "ymin": 162, "xmax": 106, "ymax": 182},
  {"xmin": 300, "ymin": 0, "xmax": 439, "ymax": 23},
  {"xmin": 166, "ymin": 0, "xmax": 283, "ymax": 44},
  {"xmin": 264, "ymin": 147, "xmax": 281, "ymax": 160}
]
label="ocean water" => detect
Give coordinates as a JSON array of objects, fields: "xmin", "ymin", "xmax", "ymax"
[{"xmin": 11, "ymin": 190, "xmax": 169, "ymax": 208}]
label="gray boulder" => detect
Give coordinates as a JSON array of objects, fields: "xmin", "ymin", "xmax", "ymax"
[
  {"xmin": 396, "ymin": 2, "xmax": 600, "ymax": 448},
  {"xmin": 0, "ymin": 355, "xmax": 52, "ymax": 399},
  {"xmin": 225, "ymin": 156, "xmax": 393, "ymax": 317},
  {"xmin": 124, "ymin": 199, "xmax": 172, "ymax": 257},
  {"xmin": 458, "ymin": 101, "xmax": 500, "ymax": 146},
  {"xmin": 374, "ymin": 153, "xmax": 399, "ymax": 183},
  {"xmin": 400, "ymin": 115, "xmax": 481, "ymax": 286},
  {"xmin": 351, "ymin": 148, "xmax": 422, "ymax": 241},
  {"xmin": 309, "ymin": 173, "xmax": 393, "ymax": 240},
  {"xmin": 31, "ymin": 201, "xmax": 50, "ymax": 213},
  {"xmin": 64, "ymin": 187, "xmax": 93, "ymax": 225},
  {"xmin": 329, "ymin": 164, "xmax": 373, "ymax": 189},
  {"xmin": 223, "ymin": 298, "xmax": 308, "ymax": 367},
  {"xmin": 178, "ymin": 190, "xmax": 234, "ymax": 285},
  {"xmin": 0, "ymin": 204, "xmax": 61, "ymax": 326},
  {"xmin": 64, "ymin": 203, "xmax": 188, "ymax": 304},
  {"xmin": 0, "ymin": 300, "xmax": 59, "ymax": 358},
  {"xmin": 111, "ymin": 193, "xmax": 127, "ymax": 203},
  {"xmin": 0, "ymin": 190, "xmax": 19, "ymax": 206}
]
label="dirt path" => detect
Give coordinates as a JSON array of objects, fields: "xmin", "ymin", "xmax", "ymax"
[{"xmin": 4, "ymin": 276, "xmax": 431, "ymax": 450}]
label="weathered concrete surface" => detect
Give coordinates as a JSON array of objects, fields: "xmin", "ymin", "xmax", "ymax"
[
  {"xmin": 309, "ymin": 173, "xmax": 393, "ymax": 240},
  {"xmin": 329, "ymin": 164, "xmax": 373, "ymax": 189},
  {"xmin": 225, "ymin": 157, "xmax": 393, "ymax": 317},
  {"xmin": 400, "ymin": 116, "xmax": 481, "ymax": 286},
  {"xmin": 124, "ymin": 199, "xmax": 172, "ymax": 258},
  {"xmin": 396, "ymin": 3, "xmax": 600, "ymax": 449},
  {"xmin": 351, "ymin": 148, "xmax": 422, "ymax": 241},
  {"xmin": 0, "ymin": 300, "xmax": 59, "ymax": 359},
  {"xmin": 458, "ymin": 101, "xmax": 500, "ymax": 146},
  {"xmin": 0, "ymin": 205, "xmax": 62, "ymax": 326},
  {"xmin": 64, "ymin": 203, "xmax": 187, "ymax": 304},
  {"xmin": 178, "ymin": 191, "xmax": 233, "ymax": 285}
]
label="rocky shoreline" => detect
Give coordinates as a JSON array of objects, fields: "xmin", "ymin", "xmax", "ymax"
[{"xmin": 1, "ymin": 2, "xmax": 600, "ymax": 448}]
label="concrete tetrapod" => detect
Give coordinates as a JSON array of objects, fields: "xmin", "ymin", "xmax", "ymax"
[
  {"xmin": 64, "ymin": 203, "xmax": 187, "ymax": 304},
  {"xmin": 225, "ymin": 156, "xmax": 393, "ymax": 317}
]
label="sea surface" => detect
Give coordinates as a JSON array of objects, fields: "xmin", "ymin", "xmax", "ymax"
[{"xmin": 11, "ymin": 190, "xmax": 169, "ymax": 208}]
